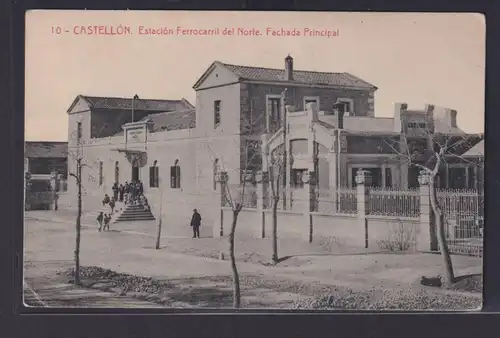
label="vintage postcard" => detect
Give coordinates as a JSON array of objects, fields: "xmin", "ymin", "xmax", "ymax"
[{"xmin": 24, "ymin": 11, "xmax": 485, "ymax": 310}]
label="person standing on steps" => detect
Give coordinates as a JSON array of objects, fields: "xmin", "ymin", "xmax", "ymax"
[
  {"xmin": 118, "ymin": 184, "xmax": 124, "ymax": 202},
  {"xmin": 190, "ymin": 209, "xmax": 202, "ymax": 239},
  {"xmin": 112, "ymin": 182, "xmax": 119, "ymax": 201},
  {"xmin": 123, "ymin": 182, "xmax": 130, "ymax": 205}
]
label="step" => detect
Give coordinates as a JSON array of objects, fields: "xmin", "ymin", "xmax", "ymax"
[
  {"xmin": 117, "ymin": 213, "xmax": 155, "ymax": 218},
  {"xmin": 115, "ymin": 217, "xmax": 156, "ymax": 222}
]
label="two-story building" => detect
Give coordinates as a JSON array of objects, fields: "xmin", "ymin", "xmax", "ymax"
[{"xmin": 63, "ymin": 55, "xmax": 482, "ymax": 236}]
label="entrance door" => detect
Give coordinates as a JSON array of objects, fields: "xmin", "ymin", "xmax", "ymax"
[{"xmin": 132, "ymin": 166, "xmax": 140, "ymax": 182}]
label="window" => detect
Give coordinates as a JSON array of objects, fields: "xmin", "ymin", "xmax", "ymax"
[
  {"xmin": 291, "ymin": 169, "xmax": 306, "ymax": 188},
  {"xmin": 98, "ymin": 161, "xmax": 103, "ymax": 186},
  {"xmin": 170, "ymin": 160, "xmax": 181, "ymax": 189},
  {"xmin": 408, "ymin": 166, "xmax": 420, "ymax": 188},
  {"xmin": 214, "ymin": 100, "xmax": 221, "ymax": 128},
  {"xmin": 266, "ymin": 95, "xmax": 282, "ymax": 133},
  {"xmin": 337, "ymin": 98, "xmax": 354, "ymax": 115},
  {"xmin": 149, "ymin": 162, "xmax": 159, "ymax": 188},
  {"xmin": 303, "ymin": 96, "xmax": 320, "ymax": 110},
  {"xmin": 385, "ymin": 168, "xmax": 393, "ymax": 188},
  {"xmin": 77, "ymin": 122, "xmax": 82, "ymax": 143},
  {"xmin": 408, "ymin": 121, "xmax": 427, "ymax": 129},
  {"xmin": 449, "ymin": 167, "xmax": 467, "ymax": 189}
]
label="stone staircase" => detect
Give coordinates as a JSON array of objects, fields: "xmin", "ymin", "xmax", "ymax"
[{"xmin": 112, "ymin": 203, "xmax": 156, "ymax": 223}]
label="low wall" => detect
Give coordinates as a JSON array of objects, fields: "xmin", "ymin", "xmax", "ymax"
[
  {"xmin": 219, "ymin": 208, "xmax": 265, "ymax": 239},
  {"xmin": 366, "ymin": 216, "xmax": 419, "ymax": 251},
  {"xmin": 217, "ymin": 207, "xmax": 425, "ymax": 251},
  {"xmin": 264, "ymin": 210, "xmax": 306, "ymax": 240},
  {"xmin": 311, "ymin": 213, "xmax": 363, "ymax": 248}
]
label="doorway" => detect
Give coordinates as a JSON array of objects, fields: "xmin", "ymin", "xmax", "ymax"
[{"xmin": 132, "ymin": 166, "xmax": 140, "ymax": 182}]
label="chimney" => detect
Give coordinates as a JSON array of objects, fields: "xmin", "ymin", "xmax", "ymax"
[
  {"xmin": 285, "ymin": 54, "xmax": 293, "ymax": 81},
  {"xmin": 450, "ymin": 110, "xmax": 458, "ymax": 128}
]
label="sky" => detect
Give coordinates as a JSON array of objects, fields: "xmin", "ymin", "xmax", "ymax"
[{"xmin": 25, "ymin": 11, "xmax": 485, "ymax": 141}]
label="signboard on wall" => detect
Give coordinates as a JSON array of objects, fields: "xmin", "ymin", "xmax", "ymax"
[{"xmin": 126, "ymin": 127, "xmax": 145, "ymax": 143}]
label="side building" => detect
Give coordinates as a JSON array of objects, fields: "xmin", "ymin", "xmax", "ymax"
[{"xmin": 24, "ymin": 141, "xmax": 68, "ymax": 209}]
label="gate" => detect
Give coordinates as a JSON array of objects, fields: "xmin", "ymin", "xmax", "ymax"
[{"xmin": 437, "ymin": 189, "xmax": 483, "ymax": 257}]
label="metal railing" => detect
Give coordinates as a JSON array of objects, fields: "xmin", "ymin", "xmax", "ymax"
[
  {"xmin": 367, "ymin": 187, "xmax": 420, "ymax": 218},
  {"xmin": 437, "ymin": 188, "xmax": 483, "ymax": 257}
]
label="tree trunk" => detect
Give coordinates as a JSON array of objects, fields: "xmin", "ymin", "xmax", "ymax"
[
  {"xmin": 155, "ymin": 218, "xmax": 162, "ymax": 250},
  {"xmin": 74, "ymin": 165, "xmax": 82, "ymax": 286},
  {"xmin": 229, "ymin": 210, "xmax": 241, "ymax": 308},
  {"xmin": 429, "ymin": 179, "xmax": 455, "ymax": 286},
  {"xmin": 156, "ymin": 191, "xmax": 164, "ymax": 249},
  {"xmin": 271, "ymin": 198, "xmax": 279, "ymax": 264}
]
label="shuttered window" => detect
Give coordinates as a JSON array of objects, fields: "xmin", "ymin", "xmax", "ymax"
[
  {"xmin": 149, "ymin": 166, "xmax": 159, "ymax": 188},
  {"xmin": 170, "ymin": 165, "xmax": 181, "ymax": 189}
]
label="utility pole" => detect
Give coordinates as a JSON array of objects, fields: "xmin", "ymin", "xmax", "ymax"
[
  {"xmin": 281, "ymin": 89, "xmax": 287, "ymax": 210},
  {"xmin": 131, "ymin": 94, "xmax": 139, "ymax": 123}
]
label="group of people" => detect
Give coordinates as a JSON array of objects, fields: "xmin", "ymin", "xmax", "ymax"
[
  {"xmin": 97, "ymin": 180, "xmax": 150, "ymax": 232},
  {"xmin": 98, "ymin": 180, "xmax": 203, "ymax": 238},
  {"xmin": 112, "ymin": 181, "xmax": 144, "ymax": 206}
]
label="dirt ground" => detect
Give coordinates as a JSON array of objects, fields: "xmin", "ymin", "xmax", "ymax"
[{"xmin": 24, "ymin": 214, "xmax": 483, "ymax": 310}]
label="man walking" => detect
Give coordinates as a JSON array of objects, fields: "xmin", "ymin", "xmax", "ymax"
[{"xmin": 190, "ymin": 209, "xmax": 202, "ymax": 239}]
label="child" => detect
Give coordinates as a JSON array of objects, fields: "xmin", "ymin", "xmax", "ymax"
[
  {"xmin": 109, "ymin": 197, "xmax": 116, "ymax": 214},
  {"xmin": 103, "ymin": 213, "xmax": 111, "ymax": 232},
  {"xmin": 96, "ymin": 211, "xmax": 104, "ymax": 232}
]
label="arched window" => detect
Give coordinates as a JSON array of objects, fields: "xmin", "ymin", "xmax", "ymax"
[
  {"xmin": 213, "ymin": 158, "xmax": 219, "ymax": 190},
  {"xmin": 170, "ymin": 159, "xmax": 181, "ymax": 189},
  {"xmin": 114, "ymin": 161, "xmax": 120, "ymax": 184},
  {"xmin": 149, "ymin": 160, "xmax": 159, "ymax": 188}
]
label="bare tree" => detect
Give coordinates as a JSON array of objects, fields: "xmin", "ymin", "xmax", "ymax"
[
  {"xmin": 155, "ymin": 188, "xmax": 163, "ymax": 250},
  {"xmin": 66, "ymin": 126, "xmax": 106, "ymax": 286},
  {"xmin": 208, "ymin": 116, "xmax": 264, "ymax": 308},
  {"xmin": 266, "ymin": 144, "xmax": 285, "ymax": 264},
  {"xmin": 385, "ymin": 125, "xmax": 483, "ymax": 286}
]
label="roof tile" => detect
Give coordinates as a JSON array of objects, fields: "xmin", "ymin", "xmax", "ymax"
[
  {"xmin": 82, "ymin": 96, "xmax": 193, "ymax": 111},
  {"xmin": 220, "ymin": 62, "xmax": 376, "ymax": 89}
]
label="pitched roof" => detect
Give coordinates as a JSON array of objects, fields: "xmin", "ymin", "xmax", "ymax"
[
  {"xmin": 113, "ymin": 109, "xmax": 196, "ymax": 136},
  {"xmin": 194, "ymin": 60, "xmax": 377, "ymax": 90},
  {"xmin": 68, "ymin": 95, "xmax": 194, "ymax": 113},
  {"xmin": 141, "ymin": 109, "xmax": 196, "ymax": 132},
  {"xmin": 25, "ymin": 141, "xmax": 68, "ymax": 158},
  {"xmin": 462, "ymin": 140, "xmax": 484, "ymax": 157}
]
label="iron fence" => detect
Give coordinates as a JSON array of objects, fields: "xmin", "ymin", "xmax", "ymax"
[
  {"xmin": 313, "ymin": 187, "xmax": 358, "ymax": 215},
  {"xmin": 437, "ymin": 188, "xmax": 483, "ymax": 257},
  {"xmin": 367, "ymin": 187, "xmax": 420, "ymax": 218}
]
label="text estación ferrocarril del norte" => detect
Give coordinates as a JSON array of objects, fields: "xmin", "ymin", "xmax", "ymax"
[{"xmin": 69, "ymin": 25, "xmax": 340, "ymax": 38}]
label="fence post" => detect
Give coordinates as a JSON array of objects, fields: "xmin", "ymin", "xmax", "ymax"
[
  {"xmin": 417, "ymin": 171, "xmax": 433, "ymax": 251},
  {"xmin": 299, "ymin": 171, "xmax": 314, "ymax": 242},
  {"xmin": 213, "ymin": 171, "xmax": 227, "ymax": 238},
  {"xmin": 24, "ymin": 172, "xmax": 32, "ymax": 211},
  {"xmin": 256, "ymin": 171, "xmax": 267, "ymax": 238},
  {"xmin": 50, "ymin": 171, "xmax": 59, "ymax": 211},
  {"xmin": 355, "ymin": 170, "xmax": 371, "ymax": 248}
]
